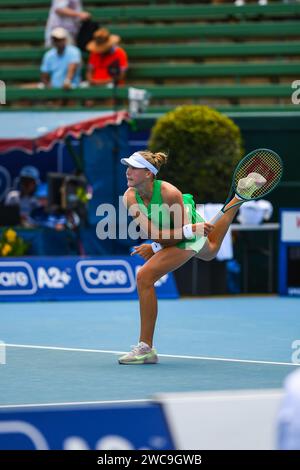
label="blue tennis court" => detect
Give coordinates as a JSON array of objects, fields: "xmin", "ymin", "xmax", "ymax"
[{"xmin": 1, "ymin": 296, "xmax": 299, "ymax": 407}]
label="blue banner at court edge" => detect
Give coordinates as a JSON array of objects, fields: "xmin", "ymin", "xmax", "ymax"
[
  {"xmin": 0, "ymin": 256, "xmax": 178, "ymax": 301},
  {"xmin": 0, "ymin": 403, "xmax": 175, "ymax": 450}
]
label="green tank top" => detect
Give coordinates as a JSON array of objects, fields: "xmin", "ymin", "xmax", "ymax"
[
  {"xmin": 135, "ymin": 179, "xmax": 173, "ymax": 230},
  {"xmin": 134, "ymin": 180, "xmax": 207, "ymax": 253}
]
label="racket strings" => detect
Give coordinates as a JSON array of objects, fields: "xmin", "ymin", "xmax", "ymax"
[{"xmin": 234, "ymin": 149, "xmax": 282, "ymax": 199}]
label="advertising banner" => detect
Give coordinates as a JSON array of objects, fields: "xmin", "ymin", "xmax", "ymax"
[
  {"xmin": 0, "ymin": 256, "xmax": 178, "ymax": 301},
  {"xmin": 0, "ymin": 402, "xmax": 174, "ymax": 450},
  {"xmin": 279, "ymin": 209, "xmax": 300, "ymax": 296}
]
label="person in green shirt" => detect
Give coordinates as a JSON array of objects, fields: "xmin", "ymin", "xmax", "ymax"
[{"xmin": 118, "ymin": 150, "xmax": 264, "ymax": 365}]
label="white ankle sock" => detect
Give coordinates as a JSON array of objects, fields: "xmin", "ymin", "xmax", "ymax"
[{"xmin": 139, "ymin": 341, "xmax": 151, "ymax": 350}]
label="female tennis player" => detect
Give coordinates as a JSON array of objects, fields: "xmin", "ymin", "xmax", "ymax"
[{"xmin": 118, "ymin": 150, "xmax": 266, "ymax": 365}]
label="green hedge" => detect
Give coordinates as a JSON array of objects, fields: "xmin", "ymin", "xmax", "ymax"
[{"xmin": 149, "ymin": 105, "xmax": 243, "ymax": 202}]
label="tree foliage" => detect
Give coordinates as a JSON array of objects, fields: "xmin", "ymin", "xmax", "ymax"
[{"xmin": 149, "ymin": 105, "xmax": 243, "ymax": 202}]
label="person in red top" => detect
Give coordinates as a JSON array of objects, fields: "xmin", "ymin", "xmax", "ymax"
[{"xmin": 86, "ymin": 28, "xmax": 128, "ymax": 86}]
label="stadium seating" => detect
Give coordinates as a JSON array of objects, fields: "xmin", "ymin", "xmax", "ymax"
[
  {"xmin": 0, "ymin": 1, "xmax": 299, "ymax": 112},
  {"xmin": 1, "ymin": 42, "xmax": 300, "ymax": 61},
  {"xmin": 0, "ymin": 3, "xmax": 300, "ymax": 24},
  {"xmin": 2, "ymin": 62, "xmax": 300, "ymax": 82}
]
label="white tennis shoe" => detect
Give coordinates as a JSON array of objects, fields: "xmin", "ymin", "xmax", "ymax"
[
  {"xmin": 237, "ymin": 172, "xmax": 267, "ymax": 199},
  {"xmin": 118, "ymin": 342, "xmax": 158, "ymax": 365}
]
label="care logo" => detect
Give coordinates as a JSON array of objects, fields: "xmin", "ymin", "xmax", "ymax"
[
  {"xmin": 0, "ymin": 261, "xmax": 37, "ymax": 295},
  {"xmin": 76, "ymin": 260, "xmax": 135, "ymax": 293}
]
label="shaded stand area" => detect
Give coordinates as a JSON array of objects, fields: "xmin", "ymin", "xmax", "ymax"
[{"xmin": 0, "ymin": 111, "xmax": 131, "ymax": 255}]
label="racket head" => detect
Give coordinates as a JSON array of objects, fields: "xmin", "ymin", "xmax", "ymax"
[{"xmin": 233, "ymin": 148, "xmax": 283, "ymax": 201}]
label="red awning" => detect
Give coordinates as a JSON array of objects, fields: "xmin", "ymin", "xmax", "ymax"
[
  {"xmin": 0, "ymin": 139, "xmax": 33, "ymax": 154},
  {"xmin": 0, "ymin": 110, "xmax": 129, "ymax": 154}
]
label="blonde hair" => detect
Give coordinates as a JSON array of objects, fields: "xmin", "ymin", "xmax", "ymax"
[{"xmin": 139, "ymin": 150, "xmax": 168, "ymax": 173}]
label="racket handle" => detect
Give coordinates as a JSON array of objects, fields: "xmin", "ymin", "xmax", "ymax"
[{"xmin": 209, "ymin": 211, "xmax": 224, "ymax": 225}]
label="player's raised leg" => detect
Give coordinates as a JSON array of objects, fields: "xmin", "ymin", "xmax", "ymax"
[
  {"xmin": 196, "ymin": 197, "xmax": 242, "ymax": 261},
  {"xmin": 197, "ymin": 172, "xmax": 267, "ymax": 261}
]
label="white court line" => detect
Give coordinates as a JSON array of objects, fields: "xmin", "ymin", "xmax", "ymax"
[
  {"xmin": 0, "ymin": 392, "xmax": 284, "ymax": 410},
  {"xmin": 0, "ymin": 399, "xmax": 149, "ymax": 410},
  {"xmin": 6, "ymin": 343, "xmax": 125, "ymax": 355},
  {"xmin": 6, "ymin": 343, "xmax": 300, "ymax": 367}
]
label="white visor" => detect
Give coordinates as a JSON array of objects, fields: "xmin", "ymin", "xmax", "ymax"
[{"xmin": 120, "ymin": 152, "xmax": 158, "ymax": 176}]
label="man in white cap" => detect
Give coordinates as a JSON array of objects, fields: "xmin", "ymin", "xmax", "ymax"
[
  {"xmin": 45, "ymin": 0, "xmax": 91, "ymax": 47},
  {"xmin": 40, "ymin": 27, "xmax": 82, "ymax": 89}
]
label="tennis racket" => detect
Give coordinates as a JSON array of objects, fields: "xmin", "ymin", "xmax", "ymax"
[{"xmin": 210, "ymin": 148, "xmax": 283, "ymax": 225}]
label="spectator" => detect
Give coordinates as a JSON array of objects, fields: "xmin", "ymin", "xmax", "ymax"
[
  {"xmin": 40, "ymin": 27, "xmax": 82, "ymax": 89},
  {"xmin": 86, "ymin": 28, "xmax": 128, "ymax": 87},
  {"xmin": 5, "ymin": 166, "xmax": 40, "ymax": 227},
  {"xmin": 30, "ymin": 183, "xmax": 68, "ymax": 230},
  {"xmin": 45, "ymin": 0, "xmax": 91, "ymax": 48}
]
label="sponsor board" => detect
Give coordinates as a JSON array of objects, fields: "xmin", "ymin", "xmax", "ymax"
[
  {"xmin": 0, "ymin": 402, "xmax": 174, "ymax": 450},
  {"xmin": 279, "ymin": 209, "xmax": 300, "ymax": 296},
  {"xmin": 281, "ymin": 210, "xmax": 300, "ymax": 242},
  {"xmin": 0, "ymin": 257, "xmax": 178, "ymax": 301}
]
